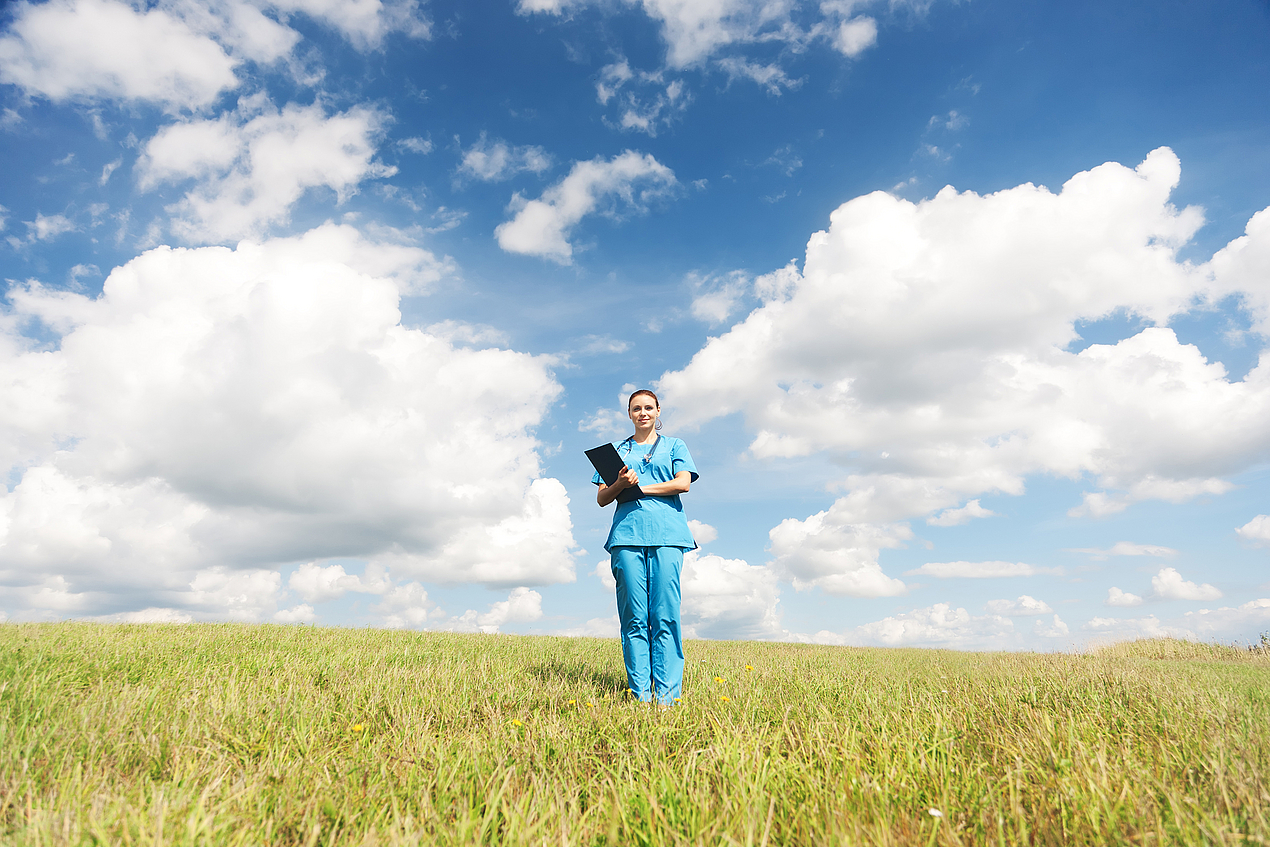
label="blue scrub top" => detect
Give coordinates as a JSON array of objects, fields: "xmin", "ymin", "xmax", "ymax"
[{"xmin": 592, "ymin": 435, "xmax": 700, "ymax": 551}]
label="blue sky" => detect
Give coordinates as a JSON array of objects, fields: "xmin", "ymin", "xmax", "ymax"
[{"xmin": 1, "ymin": 0, "xmax": 1269, "ymax": 649}]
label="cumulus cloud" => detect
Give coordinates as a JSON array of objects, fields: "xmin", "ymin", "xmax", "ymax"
[
  {"xmin": 7, "ymin": 212, "xmax": 77, "ymax": 248},
  {"xmin": 687, "ymin": 269, "xmax": 752, "ymax": 324},
  {"xmin": 0, "ymin": 0, "xmax": 430, "ymax": 111},
  {"xmin": 768, "ymin": 508, "xmax": 909, "ymax": 596},
  {"xmin": 138, "ymin": 96, "xmax": 396, "ymax": 242},
  {"xmin": 1151, "ymin": 567, "xmax": 1221, "ymax": 601},
  {"xmin": 0, "ymin": 0, "xmax": 239, "ymax": 109},
  {"xmin": 1106, "ymin": 587, "xmax": 1144, "ymax": 607},
  {"xmin": 578, "ymin": 408, "xmax": 630, "ymax": 439},
  {"xmin": 687, "ymin": 519, "xmax": 718, "ymax": 546},
  {"xmin": 495, "ymin": 150, "xmax": 676, "ymax": 263},
  {"xmin": 926, "ymin": 498, "xmax": 995, "ymax": 527},
  {"xmin": 1236, "ymin": 514, "xmax": 1270, "ymax": 546},
  {"xmin": 1088, "ymin": 599, "xmax": 1270, "ymax": 645},
  {"xmin": 816, "ymin": 602, "xmax": 1016, "ymax": 649},
  {"xmin": 984, "ymin": 595, "xmax": 1052, "ymax": 616},
  {"xmin": 0, "ymin": 224, "xmax": 577, "ymax": 620},
  {"xmin": 659, "ymin": 148, "xmax": 1270, "ymax": 594},
  {"xmin": 288, "ymin": 561, "xmax": 388, "ymax": 603},
  {"xmin": 1034, "ymin": 614, "xmax": 1069, "ymax": 638},
  {"xmin": 456, "ymin": 133, "xmax": 551, "ymax": 182},
  {"xmin": 681, "ymin": 550, "xmax": 783, "ymax": 639},
  {"xmin": 907, "ymin": 561, "xmax": 1060, "ymax": 579},
  {"xmin": 447, "ymin": 587, "xmax": 545, "ymax": 634}
]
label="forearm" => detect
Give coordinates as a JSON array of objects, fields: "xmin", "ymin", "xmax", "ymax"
[
  {"xmin": 638, "ymin": 473, "xmax": 691, "ymax": 496},
  {"xmin": 596, "ymin": 483, "xmax": 622, "ymax": 507}
]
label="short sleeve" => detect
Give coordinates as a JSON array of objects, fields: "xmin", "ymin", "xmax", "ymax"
[
  {"xmin": 592, "ymin": 470, "xmax": 603, "ymax": 486},
  {"xmin": 670, "ymin": 438, "xmax": 699, "ymax": 483}
]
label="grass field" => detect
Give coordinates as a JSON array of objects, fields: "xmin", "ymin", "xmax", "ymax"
[{"xmin": 2, "ymin": 625, "xmax": 1269, "ymax": 846}]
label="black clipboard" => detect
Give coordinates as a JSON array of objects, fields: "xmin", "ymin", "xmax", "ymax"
[{"xmin": 585, "ymin": 442, "xmax": 644, "ymax": 503}]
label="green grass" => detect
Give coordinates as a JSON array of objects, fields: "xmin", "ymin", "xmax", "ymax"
[{"xmin": 2, "ymin": 625, "xmax": 1269, "ymax": 845}]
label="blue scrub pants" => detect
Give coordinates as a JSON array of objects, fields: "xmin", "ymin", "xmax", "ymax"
[{"xmin": 611, "ymin": 545, "xmax": 685, "ymax": 704}]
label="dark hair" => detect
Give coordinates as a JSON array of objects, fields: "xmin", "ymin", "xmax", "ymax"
[{"xmin": 628, "ymin": 389, "xmax": 663, "ymax": 430}]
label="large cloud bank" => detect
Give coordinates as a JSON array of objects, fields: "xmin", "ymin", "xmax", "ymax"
[
  {"xmin": 0, "ymin": 224, "xmax": 578, "ymax": 620},
  {"xmin": 661, "ymin": 148, "xmax": 1270, "ymax": 596}
]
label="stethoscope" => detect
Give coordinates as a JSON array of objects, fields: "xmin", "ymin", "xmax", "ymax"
[{"xmin": 621, "ymin": 433, "xmax": 661, "ymax": 467}]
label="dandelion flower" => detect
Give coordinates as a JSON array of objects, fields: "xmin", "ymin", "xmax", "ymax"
[
  {"xmin": 673, "ymin": 697, "xmax": 682, "ymax": 703},
  {"xmin": 351, "ymin": 724, "xmax": 364, "ymax": 732},
  {"xmin": 720, "ymin": 695, "xmax": 730, "ymax": 702},
  {"xmin": 567, "ymin": 699, "xmax": 576, "ymax": 705},
  {"xmin": 928, "ymin": 808, "xmax": 943, "ymax": 818},
  {"xmin": 587, "ymin": 701, "xmax": 595, "ymax": 708},
  {"xmin": 714, "ymin": 676, "xmax": 724, "ymax": 684},
  {"xmin": 745, "ymin": 665, "xmax": 753, "ymax": 672},
  {"xmin": 511, "ymin": 719, "xmax": 523, "ymax": 727}
]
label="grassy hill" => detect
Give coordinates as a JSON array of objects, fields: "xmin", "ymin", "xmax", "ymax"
[{"xmin": 2, "ymin": 624, "xmax": 1268, "ymax": 845}]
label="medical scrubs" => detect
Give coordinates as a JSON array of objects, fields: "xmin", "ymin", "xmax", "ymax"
[{"xmin": 593, "ymin": 435, "xmax": 699, "ymax": 704}]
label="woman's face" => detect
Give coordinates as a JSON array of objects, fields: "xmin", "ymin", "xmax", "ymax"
[{"xmin": 628, "ymin": 396, "xmax": 659, "ymax": 430}]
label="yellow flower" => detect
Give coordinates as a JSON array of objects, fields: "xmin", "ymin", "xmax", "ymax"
[
  {"xmin": 567, "ymin": 699, "xmax": 576, "ymax": 705},
  {"xmin": 673, "ymin": 697, "xmax": 682, "ymax": 703},
  {"xmin": 511, "ymin": 719, "xmax": 523, "ymax": 727},
  {"xmin": 587, "ymin": 701, "xmax": 595, "ymax": 708},
  {"xmin": 351, "ymin": 724, "xmax": 364, "ymax": 732},
  {"xmin": 745, "ymin": 665, "xmax": 753, "ymax": 672},
  {"xmin": 714, "ymin": 676, "xmax": 724, "ymax": 684},
  {"xmin": 720, "ymin": 696, "xmax": 730, "ymax": 703}
]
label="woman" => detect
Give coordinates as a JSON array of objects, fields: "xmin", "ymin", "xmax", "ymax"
[{"xmin": 593, "ymin": 389, "xmax": 699, "ymax": 705}]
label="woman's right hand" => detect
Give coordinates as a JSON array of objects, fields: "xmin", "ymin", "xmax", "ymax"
[{"xmin": 615, "ymin": 466, "xmax": 639, "ymax": 489}]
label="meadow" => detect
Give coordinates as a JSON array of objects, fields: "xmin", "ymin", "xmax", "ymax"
[{"xmin": 2, "ymin": 624, "xmax": 1269, "ymax": 846}]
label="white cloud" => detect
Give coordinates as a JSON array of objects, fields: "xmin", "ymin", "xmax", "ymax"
[
  {"xmin": 1236, "ymin": 514, "xmax": 1270, "ymax": 546},
  {"xmin": 495, "ymin": 150, "xmax": 676, "ymax": 263},
  {"xmin": 687, "ymin": 519, "xmax": 718, "ymax": 546},
  {"xmin": 688, "ymin": 269, "xmax": 751, "ymax": 324},
  {"xmin": 1209, "ymin": 208, "xmax": 1270, "ymax": 335},
  {"xmin": 1083, "ymin": 614, "xmax": 1193, "ymax": 642},
  {"xmin": 595, "ymin": 61, "xmax": 691, "ymax": 136},
  {"xmin": 926, "ymin": 498, "xmax": 995, "ymax": 527},
  {"xmin": 1068, "ymin": 541, "xmax": 1178, "ymax": 559},
  {"xmin": 716, "ymin": 58, "xmax": 801, "ymax": 95},
  {"xmin": 1151, "ymin": 567, "xmax": 1221, "ymax": 601},
  {"xmin": 288, "ymin": 561, "xmax": 388, "ymax": 603},
  {"xmin": 768, "ymin": 508, "xmax": 909, "ymax": 596},
  {"xmin": 397, "ymin": 136, "xmax": 433, "ymax": 154},
  {"xmin": 447, "ymin": 587, "xmax": 545, "ymax": 634},
  {"xmin": 594, "ymin": 558, "xmax": 616, "ymax": 590},
  {"xmin": 827, "ymin": 15, "xmax": 877, "ymax": 57},
  {"xmin": 372, "ymin": 581, "xmax": 435, "ymax": 629},
  {"xmin": 187, "ymin": 567, "xmax": 285, "ymax": 621},
  {"xmin": 274, "ymin": 603, "xmax": 316, "ymax": 623},
  {"xmin": 0, "ymin": 0, "xmax": 239, "ymax": 109},
  {"xmin": 97, "ymin": 607, "xmax": 194, "ymax": 623},
  {"xmin": 22, "ymin": 213, "xmax": 76, "ymax": 243},
  {"xmin": 907, "ymin": 561, "xmax": 1060, "ymax": 579},
  {"xmin": 984, "ymin": 595, "xmax": 1052, "ymax": 616},
  {"xmin": 0, "ymin": 224, "xmax": 577, "ymax": 619},
  {"xmin": 681, "ymin": 550, "xmax": 783, "ymax": 640},
  {"xmin": 659, "ymin": 149, "xmax": 1270, "ymax": 592},
  {"xmin": 1034, "ymin": 614, "xmax": 1069, "ymax": 638},
  {"xmin": 1106, "ymin": 587, "xmax": 1144, "ymax": 607},
  {"xmin": 578, "ymin": 408, "xmax": 630, "ymax": 439},
  {"xmin": 817, "ymin": 602, "xmax": 1016, "ymax": 649},
  {"xmin": 521, "ymin": 0, "xmax": 886, "ymax": 70},
  {"xmin": 138, "ymin": 97, "xmax": 396, "ymax": 242},
  {"xmin": 456, "ymin": 133, "xmax": 551, "ymax": 182},
  {"xmin": 264, "ymin": 0, "xmax": 431, "ymax": 48}
]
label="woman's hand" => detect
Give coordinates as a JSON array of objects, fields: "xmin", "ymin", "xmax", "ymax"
[{"xmin": 597, "ymin": 466, "xmax": 640, "ymax": 507}]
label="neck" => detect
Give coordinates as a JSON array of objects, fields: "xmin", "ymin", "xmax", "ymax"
[{"xmin": 632, "ymin": 426, "xmax": 657, "ymax": 443}]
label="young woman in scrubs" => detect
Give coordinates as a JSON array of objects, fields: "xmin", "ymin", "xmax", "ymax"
[{"xmin": 593, "ymin": 389, "xmax": 699, "ymax": 705}]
